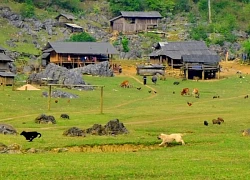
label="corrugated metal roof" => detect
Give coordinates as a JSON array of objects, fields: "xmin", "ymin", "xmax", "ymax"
[
  {"xmin": 46, "ymin": 42, "xmax": 119, "ymax": 54},
  {"xmin": 109, "ymin": 15, "xmax": 122, "ymax": 22},
  {"xmin": 120, "ymin": 11, "xmax": 162, "ymax": 18},
  {"xmin": 0, "ymin": 53, "xmax": 13, "ymax": 61},
  {"xmin": 163, "ymin": 41, "xmax": 208, "ymax": 51},
  {"xmin": 42, "ymin": 53, "xmax": 50, "ymax": 59},
  {"xmin": 65, "ymin": 23, "xmax": 83, "ymax": 29},
  {"xmin": 182, "ymin": 54, "xmax": 220, "ymax": 63},
  {"xmin": 55, "ymin": 13, "xmax": 76, "ymax": 20},
  {"xmin": 149, "ymin": 41, "xmax": 219, "ymax": 60},
  {"xmin": 0, "ymin": 72, "xmax": 16, "ymax": 77}
]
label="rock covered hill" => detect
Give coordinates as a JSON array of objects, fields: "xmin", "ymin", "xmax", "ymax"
[{"xmin": 0, "ymin": 0, "xmax": 249, "ymax": 63}]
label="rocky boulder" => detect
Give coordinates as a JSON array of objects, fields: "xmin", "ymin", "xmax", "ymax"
[
  {"xmin": 84, "ymin": 119, "xmax": 129, "ymax": 135},
  {"xmin": 28, "ymin": 62, "xmax": 113, "ymax": 89},
  {"xmin": 0, "ymin": 124, "xmax": 18, "ymax": 135},
  {"xmin": 35, "ymin": 114, "xmax": 56, "ymax": 124},
  {"xmin": 63, "ymin": 127, "xmax": 85, "ymax": 137}
]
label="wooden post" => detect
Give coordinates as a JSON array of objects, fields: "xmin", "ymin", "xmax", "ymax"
[
  {"xmin": 160, "ymin": 56, "xmax": 162, "ymax": 64},
  {"xmin": 171, "ymin": 59, "xmax": 174, "ymax": 72},
  {"xmin": 217, "ymin": 65, "xmax": 220, "ymax": 79},
  {"xmin": 100, "ymin": 86, "xmax": 103, "ymax": 114},
  {"xmin": 202, "ymin": 65, "xmax": 205, "ymax": 80},
  {"xmin": 48, "ymin": 85, "xmax": 52, "ymax": 111},
  {"xmin": 185, "ymin": 63, "xmax": 188, "ymax": 79}
]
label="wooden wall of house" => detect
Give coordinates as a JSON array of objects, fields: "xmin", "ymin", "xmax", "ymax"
[
  {"xmin": 49, "ymin": 51, "xmax": 58, "ymax": 63},
  {"xmin": 0, "ymin": 62, "xmax": 9, "ymax": 71},
  {"xmin": 0, "ymin": 77, "xmax": 14, "ymax": 85},
  {"xmin": 112, "ymin": 17, "xmax": 160, "ymax": 33},
  {"xmin": 112, "ymin": 18, "xmax": 124, "ymax": 32}
]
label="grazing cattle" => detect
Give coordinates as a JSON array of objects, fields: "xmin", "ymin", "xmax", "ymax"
[
  {"xmin": 204, "ymin": 121, "xmax": 209, "ymax": 126},
  {"xmin": 242, "ymin": 129, "xmax": 250, "ymax": 136},
  {"xmin": 212, "ymin": 119, "xmax": 221, "ymax": 125},
  {"xmin": 55, "ymin": 100, "xmax": 58, "ymax": 103},
  {"xmin": 61, "ymin": 114, "xmax": 70, "ymax": 119},
  {"xmin": 213, "ymin": 95, "xmax": 220, "ymax": 99},
  {"xmin": 137, "ymin": 87, "xmax": 141, "ymax": 90},
  {"xmin": 181, "ymin": 88, "xmax": 189, "ymax": 96},
  {"xmin": 20, "ymin": 131, "xmax": 41, "ymax": 142},
  {"xmin": 244, "ymin": 95, "xmax": 248, "ymax": 99},
  {"xmin": 152, "ymin": 75, "xmax": 157, "ymax": 85},
  {"xmin": 217, "ymin": 117, "xmax": 224, "ymax": 123},
  {"xmin": 148, "ymin": 90, "xmax": 152, "ymax": 93},
  {"xmin": 173, "ymin": 81, "xmax": 180, "ymax": 85},
  {"xmin": 192, "ymin": 88, "xmax": 199, "ymax": 97},
  {"xmin": 187, "ymin": 102, "xmax": 192, "ymax": 106},
  {"xmin": 120, "ymin": 80, "xmax": 130, "ymax": 88}
]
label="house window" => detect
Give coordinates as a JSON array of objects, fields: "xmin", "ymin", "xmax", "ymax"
[{"xmin": 126, "ymin": 18, "xmax": 135, "ymax": 24}]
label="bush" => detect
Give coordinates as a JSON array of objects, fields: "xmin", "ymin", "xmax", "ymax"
[
  {"xmin": 67, "ymin": 32, "xmax": 96, "ymax": 42},
  {"xmin": 189, "ymin": 25, "xmax": 208, "ymax": 41},
  {"xmin": 122, "ymin": 36, "xmax": 129, "ymax": 52},
  {"xmin": 20, "ymin": 0, "xmax": 35, "ymax": 18}
]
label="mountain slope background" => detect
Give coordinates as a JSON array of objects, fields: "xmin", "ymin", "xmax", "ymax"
[{"xmin": 0, "ymin": 0, "xmax": 250, "ymax": 64}]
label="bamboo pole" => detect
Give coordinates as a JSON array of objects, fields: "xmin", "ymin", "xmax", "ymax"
[
  {"xmin": 100, "ymin": 86, "xmax": 103, "ymax": 114},
  {"xmin": 47, "ymin": 84, "xmax": 105, "ymax": 112},
  {"xmin": 48, "ymin": 85, "xmax": 52, "ymax": 111}
]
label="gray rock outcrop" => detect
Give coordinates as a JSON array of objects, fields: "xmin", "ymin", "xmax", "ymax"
[
  {"xmin": 35, "ymin": 114, "xmax": 56, "ymax": 124},
  {"xmin": 28, "ymin": 62, "xmax": 113, "ymax": 87},
  {"xmin": 85, "ymin": 119, "xmax": 129, "ymax": 135},
  {"xmin": 63, "ymin": 127, "xmax": 85, "ymax": 137},
  {"xmin": 0, "ymin": 124, "xmax": 18, "ymax": 135}
]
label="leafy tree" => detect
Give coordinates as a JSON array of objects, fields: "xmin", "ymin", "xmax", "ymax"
[
  {"xmin": 68, "ymin": 32, "xmax": 96, "ymax": 42},
  {"xmin": 189, "ymin": 25, "xmax": 208, "ymax": 41},
  {"xmin": 144, "ymin": 0, "xmax": 175, "ymax": 16},
  {"xmin": 20, "ymin": 0, "xmax": 35, "ymax": 18},
  {"xmin": 122, "ymin": 36, "xmax": 129, "ymax": 52},
  {"xmin": 108, "ymin": 0, "xmax": 143, "ymax": 16}
]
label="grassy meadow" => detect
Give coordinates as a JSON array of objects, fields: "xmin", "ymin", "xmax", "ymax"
[{"xmin": 1, "ymin": 72, "xmax": 250, "ymax": 179}]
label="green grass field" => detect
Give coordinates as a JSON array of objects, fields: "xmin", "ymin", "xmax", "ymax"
[{"xmin": 1, "ymin": 73, "xmax": 250, "ymax": 179}]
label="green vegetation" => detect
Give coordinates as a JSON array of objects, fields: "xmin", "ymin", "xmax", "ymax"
[
  {"xmin": 121, "ymin": 36, "xmax": 129, "ymax": 52},
  {"xmin": 1, "ymin": 71, "xmax": 250, "ymax": 179},
  {"xmin": 67, "ymin": 32, "xmax": 96, "ymax": 42},
  {"xmin": 20, "ymin": 0, "xmax": 34, "ymax": 18}
]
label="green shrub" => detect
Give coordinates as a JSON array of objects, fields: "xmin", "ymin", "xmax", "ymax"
[
  {"xmin": 67, "ymin": 32, "xmax": 96, "ymax": 42},
  {"xmin": 20, "ymin": 0, "xmax": 35, "ymax": 18},
  {"xmin": 122, "ymin": 36, "xmax": 129, "ymax": 52}
]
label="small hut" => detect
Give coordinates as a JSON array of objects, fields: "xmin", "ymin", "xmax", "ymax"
[{"xmin": 0, "ymin": 47, "xmax": 15, "ymax": 85}]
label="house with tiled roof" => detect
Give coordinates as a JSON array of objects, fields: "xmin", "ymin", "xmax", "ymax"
[
  {"xmin": 0, "ymin": 46, "xmax": 15, "ymax": 85},
  {"xmin": 42, "ymin": 42, "xmax": 119, "ymax": 68},
  {"xmin": 109, "ymin": 11, "xmax": 162, "ymax": 34},
  {"xmin": 149, "ymin": 41, "xmax": 221, "ymax": 79}
]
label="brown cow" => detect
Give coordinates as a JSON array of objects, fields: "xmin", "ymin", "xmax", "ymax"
[
  {"xmin": 212, "ymin": 119, "xmax": 221, "ymax": 125},
  {"xmin": 181, "ymin": 88, "xmax": 189, "ymax": 96},
  {"xmin": 192, "ymin": 88, "xmax": 199, "ymax": 98},
  {"xmin": 120, "ymin": 80, "xmax": 130, "ymax": 88}
]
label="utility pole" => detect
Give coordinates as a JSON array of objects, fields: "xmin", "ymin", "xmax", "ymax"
[{"xmin": 208, "ymin": 0, "xmax": 212, "ymax": 23}]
